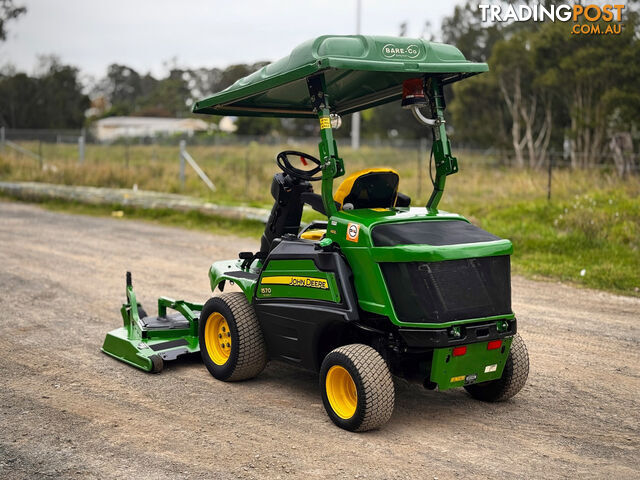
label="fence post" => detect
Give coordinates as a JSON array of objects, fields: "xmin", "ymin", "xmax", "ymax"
[
  {"xmin": 152, "ymin": 137, "xmax": 158, "ymax": 162},
  {"xmin": 179, "ymin": 140, "xmax": 186, "ymax": 190},
  {"xmin": 38, "ymin": 140, "xmax": 43, "ymax": 170},
  {"xmin": 244, "ymin": 149, "xmax": 250, "ymax": 194},
  {"xmin": 78, "ymin": 134, "xmax": 85, "ymax": 164},
  {"xmin": 125, "ymin": 138, "xmax": 130, "ymax": 167},
  {"xmin": 0, "ymin": 126, "xmax": 5, "ymax": 153},
  {"xmin": 547, "ymin": 154, "xmax": 553, "ymax": 201}
]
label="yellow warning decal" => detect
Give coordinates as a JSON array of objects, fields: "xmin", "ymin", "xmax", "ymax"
[
  {"xmin": 450, "ymin": 375, "xmax": 465, "ymax": 383},
  {"xmin": 319, "ymin": 117, "xmax": 331, "ymax": 129},
  {"xmin": 261, "ymin": 276, "xmax": 329, "ymax": 290}
]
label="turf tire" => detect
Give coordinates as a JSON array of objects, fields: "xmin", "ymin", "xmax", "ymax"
[
  {"xmin": 199, "ymin": 292, "xmax": 267, "ymax": 381},
  {"xmin": 464, "ymin": 333, "xmax": 529, "ymax": 402},
  {"xmin": 320, "ymin": 344, "xmax": 395, "ymax": 432}
]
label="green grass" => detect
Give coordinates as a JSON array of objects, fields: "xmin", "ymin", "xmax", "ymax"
[
  {"xmin": 464, "ymin": 191, "xmax": 639, "ymax": 294},
  {"xmin": 443, "ymin": 164, "xmax": 640, "ymax": 296},
  {"xmin": 1, "ymin": 142, "xmax": 639, "ymax": 296}
]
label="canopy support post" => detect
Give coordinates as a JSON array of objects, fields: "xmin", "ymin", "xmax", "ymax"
[
  {"xmin": 426, "ymin": 77, "xmax": 458, "ymax": 212},
  {"xmin": 307, "ymin": 74, "xmax": 344, "ymax": 218}
]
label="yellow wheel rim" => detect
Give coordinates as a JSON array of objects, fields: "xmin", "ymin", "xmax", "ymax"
[
  {"xmin": 325, "ymin": 365, "xmax": 358, "ymax": 419},
  {"xmin": 204, "ymin": 312, "xmax": 232, "ymax": 365}
]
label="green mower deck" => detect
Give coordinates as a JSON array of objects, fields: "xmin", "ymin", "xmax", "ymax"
[{"xmin": 101, "ymin": 272, "xmax": 202, "ymax": 373}]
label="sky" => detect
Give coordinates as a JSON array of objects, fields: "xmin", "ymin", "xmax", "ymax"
[{"xmin": 0, "ymin": 0, "xmax": 461, "ymax": 80}]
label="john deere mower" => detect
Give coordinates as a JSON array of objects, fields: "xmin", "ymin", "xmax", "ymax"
[{"xmin": 102, "ymin": 35, "xmax": 529, "ymax": 432}]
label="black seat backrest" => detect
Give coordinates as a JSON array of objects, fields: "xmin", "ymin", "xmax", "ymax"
[
  {"xmin": 259, "ymin": 173, "xmax": 311, "ymax": 255},
  {"xmin": 334, "ymin": 169, "xmax": 399, "ymax": 210}
]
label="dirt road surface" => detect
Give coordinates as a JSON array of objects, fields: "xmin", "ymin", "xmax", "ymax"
[{"xmin": 1, "ymin": 201, "xmax": 638, "ymax": 479}]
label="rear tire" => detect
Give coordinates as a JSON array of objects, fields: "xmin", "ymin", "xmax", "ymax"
[
  {"xmin": 199, "ymin": 293, "xmax": 267, "ymax": 381},
  {"xmin": 320, "ymin": 344, "xmax": 395, "ymax": 432},
  {"xmin": 464, "ymin": 333, "xmax": 529, "ymax": 402}
]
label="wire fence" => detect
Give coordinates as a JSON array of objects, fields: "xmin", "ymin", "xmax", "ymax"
[
  {"xmin": 2, "ymin": 127, "xmax": 637, "ymax": 168},
  {"xmin": 1, "ymin": 127, "xmax": 637, "ymax": 204}
]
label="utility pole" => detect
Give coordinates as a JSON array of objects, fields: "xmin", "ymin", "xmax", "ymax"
[{"xmin": 350, "ymin": 0, "xmax": 362, "ymax": 150}]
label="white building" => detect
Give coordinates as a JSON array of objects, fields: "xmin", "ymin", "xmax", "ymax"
[
  {"xmin": 218, "ymin": 116, "xmax": 238, "ymax": 133},
  {"xmin": 93, "ymin": 116, "xmax": 211, "ymax": 142}
]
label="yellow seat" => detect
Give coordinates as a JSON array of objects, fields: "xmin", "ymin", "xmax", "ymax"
[
  {"xmin": 334, "ymin": 168, "xmax": 400, "ymax": 210},
  {"xmin": 299, "ymin": 229, "xmax": 326, "ymax": 241}
]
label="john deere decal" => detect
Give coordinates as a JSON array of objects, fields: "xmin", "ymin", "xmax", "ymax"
[{"xmin": 261, "ymin": 276, "xmax": 329, "ymax": 290}]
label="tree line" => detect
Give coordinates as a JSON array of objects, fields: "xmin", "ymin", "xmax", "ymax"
[
  {"xmin": 0, "ymin": 0, "xmax": 638, "ymax": 174},
  {"xmin": 446, "ymin": 1, "xmax": 639, "ymax": 176}
]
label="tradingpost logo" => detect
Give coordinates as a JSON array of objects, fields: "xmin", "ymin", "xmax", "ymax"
[{"xmin": 478, "ymin": 3, "xmax": 626, "ymax": 35}]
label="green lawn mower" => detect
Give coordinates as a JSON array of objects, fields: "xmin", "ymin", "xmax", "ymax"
[{"xmin": 102, "ymin": 35, "xmax": 529, "ymax": 432}]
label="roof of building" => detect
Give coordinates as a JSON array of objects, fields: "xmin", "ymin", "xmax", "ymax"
[{"xmin": 94, "ymin": 116, "xmax": 208, "ymax": 128}]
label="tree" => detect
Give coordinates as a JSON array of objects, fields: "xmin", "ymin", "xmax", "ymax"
[
  {"xmin": 0, "ymin": 0, "xmax": 26, "ymax": 42},
  {"xmin": 0, "ymin": 72, "xmax": 38, "ymax": 127},
  {"xmin": 441, "ymin": 0, "xmax": 506, "ymax": 62},
  {"xmin": 139, "ymin": 69, "xmax": 191, "ymax": 117},
  {"xmin": 0, "ymin": 60, "xmax": 89, "ymax": 128},
  {"xmin": 533, "ymin": 15, "xmax": 640, "ymax": 168},
  {"xmin": 449, "ymin": 72, "xmax": 510, "ymax": 151},
  {"xmin": 184, "ymin": 67, "xmax": 223, "ymax": 100},
  {"xmin": 362, "ymin": 102, "xmax": 429, "ymax": 140},
  {"xmin": 38, "ymin": 63, "xmax": 90, "ymax": 128},
  {"xmin": 97, "ymin": 64, "xmax": 148, "ymax": 116},
  {"xmin": 235, "ymin": 116, "xmax": 280, "ymax": 136},
  {"xmin": 214, "ymin": 62, "xmax": 283, "ymax": 134},
  {"xmin": 444, "ymin": 1, "xmax": 639, "ymax": 174},
  {"xmin": 491, "ymin": 32, "xmax": 553, "ymax": 168}
]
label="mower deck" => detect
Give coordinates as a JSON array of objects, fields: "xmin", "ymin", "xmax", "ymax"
[{"xmin": 101, "ymin": 273, "xmax": 202, "ymax": 373}]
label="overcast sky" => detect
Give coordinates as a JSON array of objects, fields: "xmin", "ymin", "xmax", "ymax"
[{"xmin": 1, "ymin": 0, "xmax": 461, "ymax": 80}]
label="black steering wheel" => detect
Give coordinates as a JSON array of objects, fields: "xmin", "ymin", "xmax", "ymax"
[{"xmin": 276, "ymin": 150, "xmax": 322, "ymax": 181}]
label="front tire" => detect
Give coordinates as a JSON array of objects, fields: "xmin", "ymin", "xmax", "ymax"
[
  {"xmin": 464, "ymin": 333, "xmax": 529, "ymax": 402},
  {"xmin": 199, "ymin": 292, "xmax": 267, "ymax": 381},
  {"xmin": 320, "ymin": 344, "xmax": 395, "ymax": 432}
]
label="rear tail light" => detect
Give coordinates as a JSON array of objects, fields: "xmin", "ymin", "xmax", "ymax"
[
  {"xmin": 452, "ymin": 346, "xmax": 467, "ymax": 356},
  {"xmin": 401, "ymin": 78, "xmax": 427, "ymax": 108},
  {"xmin": 487, "ymin": 339, "xmax": 502, "ymax": 350}
]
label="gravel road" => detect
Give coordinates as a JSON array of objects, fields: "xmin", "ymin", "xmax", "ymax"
[{"xmin": 1, "ymin": 201, "xmax": 638, "ymax": 479}]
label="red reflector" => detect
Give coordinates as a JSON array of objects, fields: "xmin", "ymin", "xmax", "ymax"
[
  {"xmin": 487, "ymin": 340, "xmax": 502, "ymax": 350},
  {"xmin": 401, "ymin": 78, "xmax": 427, "ymax": 108},
  {"xmin": 452, "ymin": 346, "xmax": 467, "ymax": 357}
]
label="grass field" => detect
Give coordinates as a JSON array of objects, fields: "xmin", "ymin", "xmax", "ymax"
[{"xmin": 1, "ymin": 141, "xmax": 639, "ymax": 296}]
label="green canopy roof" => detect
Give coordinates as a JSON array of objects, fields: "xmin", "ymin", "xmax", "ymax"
[{"xmin": 192, "ymin": 35, "xmax": 488, "ymax": 118}]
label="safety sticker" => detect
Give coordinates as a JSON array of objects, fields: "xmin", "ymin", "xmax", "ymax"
[
  {"xmin": 450, "ymin": 375, "xmax": 465, "ymax": 383},
  {"xmin": 484, "ymin": 364, "xmax": 497, "ymax": 373},
  {"xmin": 319, "ymin": 117, "xmax": 331, "ymax": 129},
  {"xmin": 261, "ymin": 276, "xmax": 329, "ymax": 290},
  {"xmin": 346, "ymin": 222, "xmax": 360, "ymax": 242}
]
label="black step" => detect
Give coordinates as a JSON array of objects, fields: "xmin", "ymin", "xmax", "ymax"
[{"xmin": 149, "ymin": 339, "xmax": 189, "ymax": 351}]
